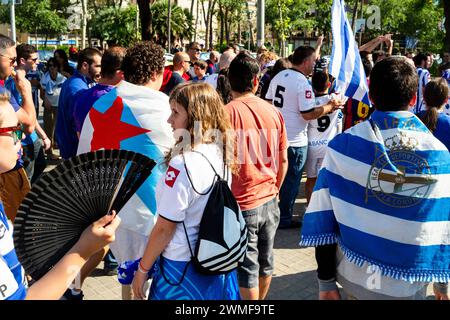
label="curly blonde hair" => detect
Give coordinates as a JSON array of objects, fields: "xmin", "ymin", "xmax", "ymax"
[
  {"xmin": 257, "ymin": 51, "xmax": 278, "ymax": 67},
  {"xmin": 165, "ymin": 82, "xmax": 237, "ymax": 173}
]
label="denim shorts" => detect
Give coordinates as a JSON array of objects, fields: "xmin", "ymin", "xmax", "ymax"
[{"xmin": 237, "ymin": 197, "xmax": 280, "ymax": 289}]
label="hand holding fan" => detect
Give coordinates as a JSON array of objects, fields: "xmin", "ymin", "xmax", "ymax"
[{"xmin": 13, "ymin": 149, "xmax": 156, "ymax": 280}]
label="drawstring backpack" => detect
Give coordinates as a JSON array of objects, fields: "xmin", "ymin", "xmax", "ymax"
[{"xmin": 159, "ymin": 150, "xmax": 248, "ymax": 285}]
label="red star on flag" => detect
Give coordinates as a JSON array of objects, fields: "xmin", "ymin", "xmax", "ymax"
[{"xmin": 90, "ymin": 96, "xmax": 151, "ymax": 151}]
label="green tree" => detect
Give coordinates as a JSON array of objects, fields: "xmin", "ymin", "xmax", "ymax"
[
  {"xmin": 0, "ymin": 0, "xmax": 67, "ymax": 45},
  {"xmin": 90, "ymin": 5, "xmax": 139, "ymax": 47},
  {"xmin": 443, "ymin": 0, "xmax": 450, "ymax": 51},
  {"xmin": 216, "ymin": 0, "xmax": 245, "ymax": 46},
  {"xmin": 265, "ymin": 0, "xmax": 332, "ymax": 54},
  {"xmin": 151, "ymin": 1, "xmax": 193, "ymax": 48},
  {"xmin": 367, "ymin": 0, "xmax": 444, "ymax": 52}
]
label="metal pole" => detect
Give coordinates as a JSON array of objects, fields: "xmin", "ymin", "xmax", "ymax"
[
  {"xmin": 81, "ymin": 0, "xmax": 87, "ymax": 49},
  {"xmin": 256, "ymin": 0, "xmax": 264, "ymax": 48},
  {"xmin": 136, "ymin": 4, "xmax": 139, "ymax": 40},
  {"xmin": 168, "ymin": 0, "xmax": 172, "ymax": 53},
  {"xmin": 10, "ymin": 0, "xmax": 16, "ymax": 43}
]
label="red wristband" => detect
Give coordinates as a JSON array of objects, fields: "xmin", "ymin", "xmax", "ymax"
[{"xmin": 139, "ymin": 260, "xmax": 150, "ymax": 273}]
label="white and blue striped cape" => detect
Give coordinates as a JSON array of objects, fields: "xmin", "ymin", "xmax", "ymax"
[
  {"xmin": 414, "ymin": 67, "xmax": 430, "ymax": 114},
  {"xmin": 329, "ymin": 0, "xmax": 371, "ymax": 107},
  {"xmin": 0, "ymin": 202, "xmax": 27, "ymax": 300},
  {"xmin": 300, "ymin": 110, "xmax": 450, "ymax": 283}
]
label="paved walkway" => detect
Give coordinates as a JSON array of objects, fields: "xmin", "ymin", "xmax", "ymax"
[
  {"xmin": 80, "ymin": 182, "xmax": 435, "ymax": 300},
  {"xmin": 40, "ymin": 113, "xmax": 434, "ymax": 300}
]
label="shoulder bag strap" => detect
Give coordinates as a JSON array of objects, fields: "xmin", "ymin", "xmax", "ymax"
[{"xmin": 182, "ymin": 150, "xmax": 223, "ymax": 195}]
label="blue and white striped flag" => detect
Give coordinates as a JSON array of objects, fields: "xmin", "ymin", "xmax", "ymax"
[
  {"xmin": 300, "ymin": 110, "xmax": 450, "ymax": 283},
  {"xmin": 329, "ymin": 0, "xmax": 371, "ymax": 106}
]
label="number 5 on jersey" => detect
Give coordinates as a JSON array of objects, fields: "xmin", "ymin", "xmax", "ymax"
[{"xmin": 274, "ymin": 85, "xmax": 285, "ymax": 108}]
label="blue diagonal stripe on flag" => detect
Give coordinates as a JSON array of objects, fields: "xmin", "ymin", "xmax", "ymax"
[{"xmin": 329, "ymin": 0, "xmax": 371, "ymax": 106}]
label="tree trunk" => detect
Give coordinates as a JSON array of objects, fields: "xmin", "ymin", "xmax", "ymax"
[
  {"xmin": 351, "ymin": 0, "xmax": 358, "ymax": 34},
  {"xmin": 92, "ymin": 0, "xmax": 99, "ymax": 14},
  {"xmin": 445, "ymin": 0, "xmax": 450, "ymax": 51},
  {"xmin": 87, "ymin": 19, "xmax": 92, "ymax": 47},
  {"xmin": 201, "ymin": 0, "xmax": 212, "ymax": 49},
  {"xmin": 194, "ymin": 0, "xmax": 199, "ymax": 42},
  {"xmin": 190, "ymin": 0, "xmax": 196, "ymax": 41},
  {"xmin": 190, "ymin": 0, "xmax": 195, "ymax": 17},
  {"xmin": 238, "ymin": 20, "xmax": 241, "ymax": 44},
  {"xmin": 208, "ymin": 0, "xmax": 216, "ymax": 49},
  {"xmin": 224, "ymin": 8, "xmax": 229, "ymax": 43},
  {"xmin": 219, "ymin": 3, "xmax": 224, "ymax": 46},
  {"xmin": 137, "ymin": 0, "xmax": 152, "ymax": 41}
]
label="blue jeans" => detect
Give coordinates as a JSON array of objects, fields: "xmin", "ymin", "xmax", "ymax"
[
  {"xmin": 278, "ymin": 146, "xmax": 307, "ymax": 227},
  {"xmin": 22, "ymin": 138, "xmax": 46, "ymax": 185}
]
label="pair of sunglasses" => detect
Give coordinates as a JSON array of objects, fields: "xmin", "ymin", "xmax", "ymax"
[{"xmin": 0, "ymin": 125, "xmax": 24, "ymax": 144}]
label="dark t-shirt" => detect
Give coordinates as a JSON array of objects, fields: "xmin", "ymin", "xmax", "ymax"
[{"xmin": 163, "ymin": 72, "xmax": 185, "ymax": 95}]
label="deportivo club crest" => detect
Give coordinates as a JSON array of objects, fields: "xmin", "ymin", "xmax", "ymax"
[{"xmin": 366, "ymin": 132, "xmax": 437, "ymax": 208}]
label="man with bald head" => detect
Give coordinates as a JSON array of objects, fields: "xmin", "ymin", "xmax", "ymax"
[
  {"xmin": 163, "ymin": 52, "xmax": 190, "ymax": 95},
  {"xmin": 205, "ymin": 50, "xmax": 237, "ymax": 90}
]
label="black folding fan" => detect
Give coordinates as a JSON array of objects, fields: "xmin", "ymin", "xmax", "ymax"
[{"xmin": 13, "ymin": 149, "xmax": 156, "ymax": 280}]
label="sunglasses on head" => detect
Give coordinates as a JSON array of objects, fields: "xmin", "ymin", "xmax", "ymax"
[{"xmin": 0, "ymin": 125, "xmax": 24, "ymax": 144}]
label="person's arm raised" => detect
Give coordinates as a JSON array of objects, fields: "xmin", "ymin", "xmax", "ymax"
[
  {"xmin": 359, "ymin": 36, "xmax": 384, "ymax": 53},
  {"xmin": 315, "ymin": 35, "xmax": 324, "ymax": 60}
]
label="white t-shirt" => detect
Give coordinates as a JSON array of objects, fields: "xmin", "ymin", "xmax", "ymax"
[
  {"xmin": 0, "ymin": 210, "xmax": 26, "ymax": 300},
  {"xmin": 40, "ymin": 72, "xmax": 67, "ymax": 107},
  {"xmin": 205, "ymin": 73, "xmax": 218, "ymax": 90},
  {"xmin": 266, "ymin": 69, "xmax": 315, "ymax": 147},
  {"xmin": 307, "ymin": 94, "xmax": 343, "ymax": 159},
  {"xmin": 155, "ymin": 143, "xmax": 232, "ymax": 262}
]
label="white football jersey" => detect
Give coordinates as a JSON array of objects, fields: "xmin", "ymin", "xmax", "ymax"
[
  {"xmin": 266, "ymin": 69, "xmax": 315, "ymax": 147},
  {"xmin": 307, "ymin": 94, "xmax": 343, "ymax": 159},
  {"xmin": 155, "ymin": 143, "xmax": 232, "ymax": 262},
  {"xmin": 412, "ymin": 68, "xmax": 430, "ymax": 114}
]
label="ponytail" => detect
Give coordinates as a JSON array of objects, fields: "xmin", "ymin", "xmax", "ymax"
[
  {"xmin": 422, "ymin": 78, "xmax": 449, "ymax": 132},
  {"xmin": 421, "ymin": 107, "xmax": 439, "ymax": 132}
]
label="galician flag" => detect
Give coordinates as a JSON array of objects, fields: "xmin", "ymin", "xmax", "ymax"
[{"xmin": 77, "ymin": 81, "xmax": 174, "ymax": 237}]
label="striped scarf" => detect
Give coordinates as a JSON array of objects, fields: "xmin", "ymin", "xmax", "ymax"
[{"xmin": 300, "ymin": 110, "xmax": 450, "ymax": 283}]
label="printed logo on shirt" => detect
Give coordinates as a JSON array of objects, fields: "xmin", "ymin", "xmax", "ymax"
[
  {"xmin": 165, "ymin": 166, "xmax": 180, "ymax": 188},
  {"xmin": 305, "ymin": 90, "xmax": 312, "ymax": 99}
]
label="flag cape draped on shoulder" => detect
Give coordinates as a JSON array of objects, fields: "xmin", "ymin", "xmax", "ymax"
[
  {"xmin": 77, "ymin": 81, "xmax": 174, "ymax": 236},
  {"xmin": 300, "ymin": 110, "xmax": 450, "ymax": 283}
]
